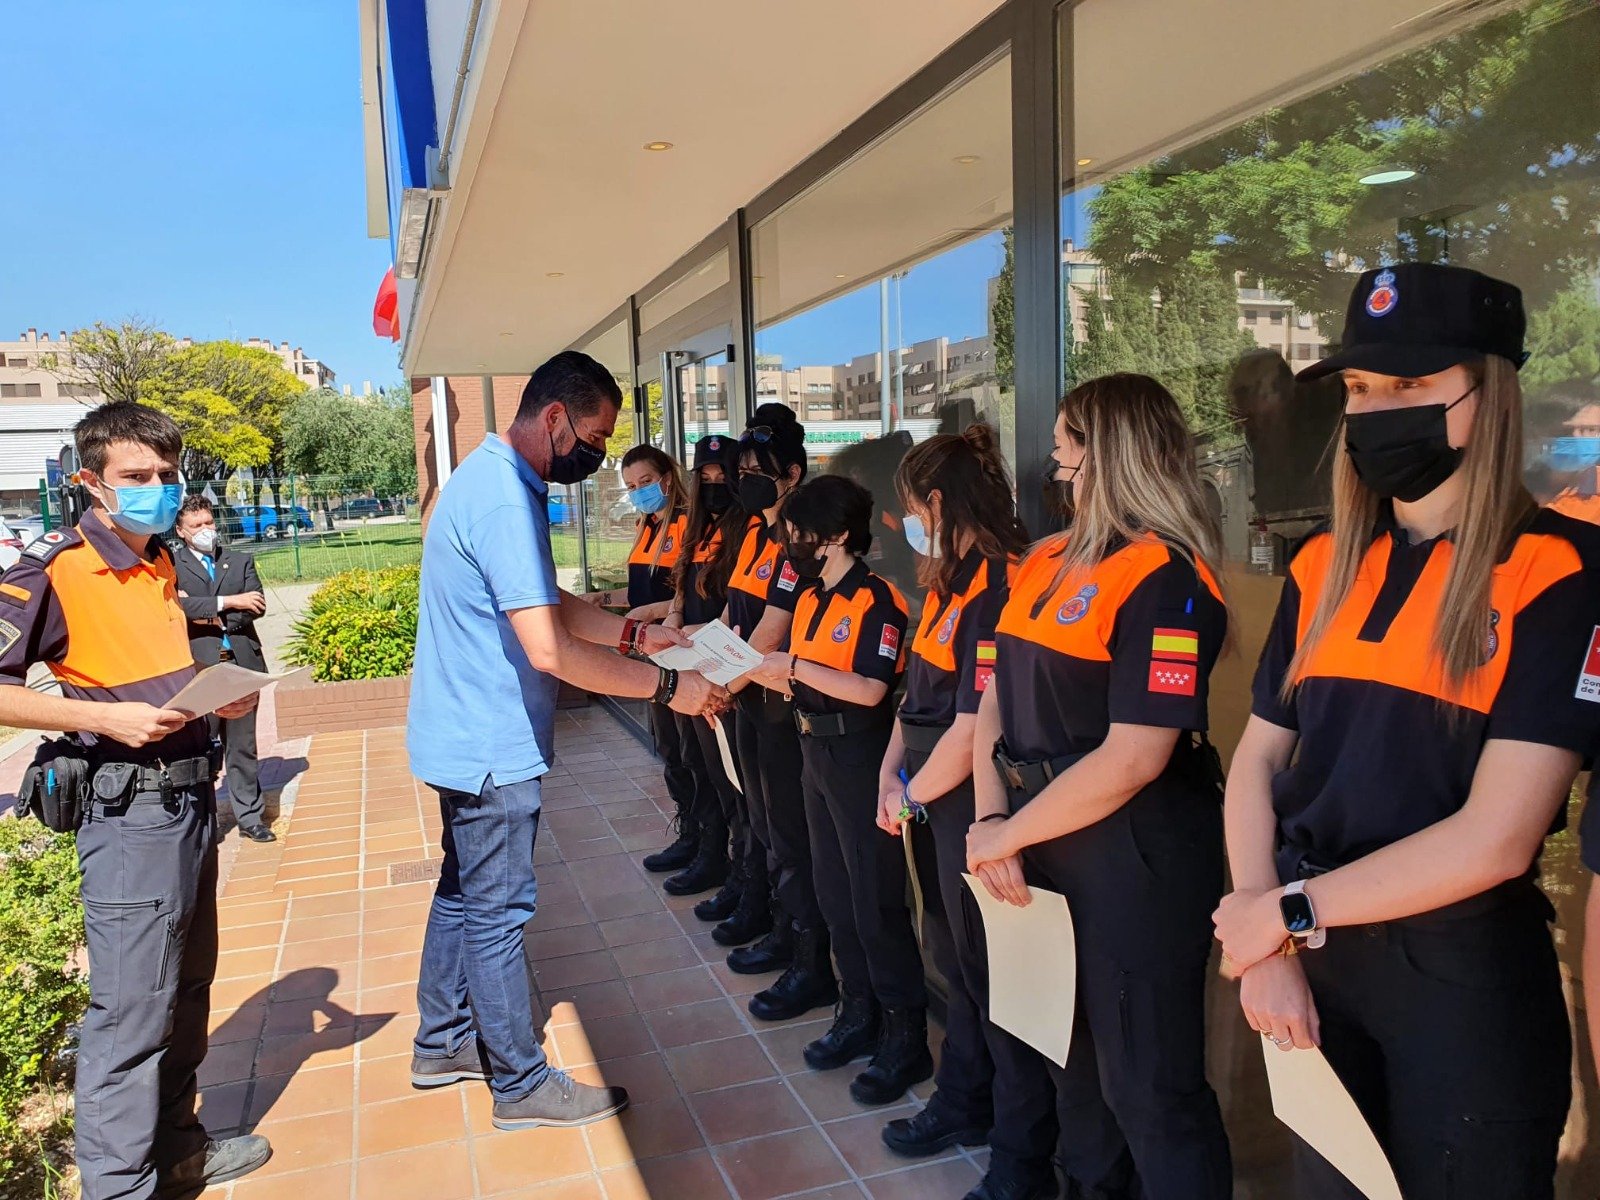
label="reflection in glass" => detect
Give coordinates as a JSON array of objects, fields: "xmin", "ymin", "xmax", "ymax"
[
  {"xmin": 1061, "ymin": 2, "xmax": 1600, "ymax": 1192},
  {"xmin": 750, "ymin": 54, "xmax": 1015, "ymax": 598}
]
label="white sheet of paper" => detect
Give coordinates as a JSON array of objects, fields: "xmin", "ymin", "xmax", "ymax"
[
  {"xmin": 648, "ymin": 619, "xmax": 764, "ymax": 686},
  {"xmin": 963, "ymin": 874, "xmax": 1075, "ymax": 1067},
  {"xmin": 712, "ymin": 716, "xmax": 741, "ymax": 793},
  {"xmin": 1262, "ymin": 1039, "xmax": 1402, "ymax": 1200},
  {"xmin": 166, "ymin": 663, "xmax": 310, "ymax": 718}
]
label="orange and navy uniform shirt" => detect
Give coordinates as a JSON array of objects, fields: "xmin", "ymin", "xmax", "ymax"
[
  {"xmin": 726, "ymin": 514, "xmax": 803, "ymax": 636},
  {"xmin": 899, "ymin": 550, "xmax": 1015, "ymax": 729},
  {"xmin": 994, "ymin": 534, "xmax": 1227, "ymax": 764},
  {"xmin": 626, "ymin": 509, "xmax": 687, "ymax": 608},
  {"xmin": 0, "ymin": 518, "xmax": 207, "ymax": 759},
  {"xmin": 1255, "ymin": 506, "xmax": 1600, "ymax": 872},
  {"xmin": 680, "ymin": 525, "xmax": 727, "ymax": 625},
  {"xmin": 788, "ymin": 558, "xmax": 909, "ymax": 717}
]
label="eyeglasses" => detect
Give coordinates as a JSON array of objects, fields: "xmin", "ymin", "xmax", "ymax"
[{"xmin": 741, "ymin": 425, "xmax": 775, "ymax": 445}]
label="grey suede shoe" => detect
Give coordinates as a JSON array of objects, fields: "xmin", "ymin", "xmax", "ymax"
[
  {"xmin": 491, "ymin": 1069, "xmax": 629, "ymax": 1130},
  {"xmin": 158, "ymin": 1135, "xmax": 272, "ymax": 1196},
  {"xmin": 411, "ymin": 1038, "xmax": 491, "ymax": 1089}
]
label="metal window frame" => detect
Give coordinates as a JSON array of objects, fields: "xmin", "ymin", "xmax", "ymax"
[{"xmin": 567, "ymin": 0, "xmax": 1067, "ymax": 590}]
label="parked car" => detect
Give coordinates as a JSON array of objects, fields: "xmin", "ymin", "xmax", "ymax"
[
  {"xmin": 231, "ymin": 504, "xmax": 315, "ymax": 539},
  {"xmin": 334, "ymin": 497, "xmax": 389, "ymax": 519},
  {"xmin": 0, "ymin": 518, "xmax": 25, "ymax": 572}
]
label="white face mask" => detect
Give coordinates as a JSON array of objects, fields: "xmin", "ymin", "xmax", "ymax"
[
  {"xmin": 190, "ymin": 527, "xmax": 218, "ymax": 554},
  {"xmin": 902, "ymin": 514, "xmax": 939, "ymax": 559}
]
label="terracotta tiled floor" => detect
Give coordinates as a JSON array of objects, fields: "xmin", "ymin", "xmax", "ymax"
[{"xmin": 203, "ymin": 707, "xmax": 977, "ymax": 1200}]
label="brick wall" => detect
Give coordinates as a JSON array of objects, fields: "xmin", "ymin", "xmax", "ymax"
[
  {"xmin": 276, "ymin": 673, "xmax": 589, "ymax": 740},
  {"xmin": 411, "ymin": 376, "xmax": 523, "ymax": 527}
]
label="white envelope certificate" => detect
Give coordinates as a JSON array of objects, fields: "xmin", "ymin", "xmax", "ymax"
[
  {"xmin": 648, "ymin": 619, "xmax": 765, "ymax": 686},
  {"xmin": 711, "ymin": 716, "xmax": 741, "ymax": 793},
  {"xmin": 166, "ymin": 663, "xmax": 310, "ymax": 718},
  {"xmin": 963, "ymin": 874, "xmax": 1075, "ymax": 1066},
  {"xmin": 1261, "ymin": 1039, "xmax": 1402, "ymax": 1200}
]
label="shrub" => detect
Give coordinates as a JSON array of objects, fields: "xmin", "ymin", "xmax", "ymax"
[
  {"xmin": 283, "ymin": 564, "xmax": 421, "ymax": 682},
  {"xmin": 0, "ymin": 816, "xmax": 86, "ymax": 1183}
]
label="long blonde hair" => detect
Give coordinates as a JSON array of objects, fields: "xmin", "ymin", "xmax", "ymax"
[
  {"xmin": 1050, "ymin": 374, "xmax": 1228, "ymax": 608},
  {"xmin": 621, "ymin": 444, "xmax": 687, "ymax": 572},
  {"xmin": 1284, "ymin": 356, "xmax": 1533, "ymax": 696}
]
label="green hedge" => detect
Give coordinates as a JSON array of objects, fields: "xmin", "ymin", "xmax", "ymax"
[
  {"xmin": 282, "ymin": 565, "xmax": 421, "ymax": 682},
  {"xmin": 0, "ymin": 816, "xmax": 86, "ymax": 1184}
]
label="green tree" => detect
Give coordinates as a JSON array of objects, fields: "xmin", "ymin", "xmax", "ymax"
[
  {"xmin": 1521, "ymin": 283, "xmax": 1600, "ymax": 439},
  {"xmin": 1070, "ymin": 265, "xmax": 1256, "ymax": 443},
  {"xmin": 992, "ymin": 229, "xmax": 1016, "ymax": 390},
  {"xmin": 1082, "ymin": 1, "xmax": 1600, "ymax": 320},
  {"xmin": 38, "ymin": 317, "xmax": 174, "ymax": 405},
  {"xmin": 284, "ymin": 387, "xmax": 418, "ymax": 522},
  {"xmin": 143, "ymin": 341, "xmax": 308, "ymax": 481}
]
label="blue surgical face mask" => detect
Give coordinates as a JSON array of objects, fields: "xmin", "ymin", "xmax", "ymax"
[
  {"xmin": 104, "ymin": 480, "xmax": 184, "ymax": 536},
  {"xmin": 903, "ymin": 513, "xmax": 940, "ymax": 559},
  {"xmin": 630, "ymin": 481, "xmax": 667, "ymax": 515}
]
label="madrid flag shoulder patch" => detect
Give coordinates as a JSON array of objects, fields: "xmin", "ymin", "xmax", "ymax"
[
  {"xmin": 776, "ymin": 561, "xmax": 799, "ymax": 592},
  {"xmin": 1576, "ymin": 626, "xmax": 1600, "ymax": 703},
  {"xmin": 974, "ymin": 639, "xmax": 996, "ymax": 692},
  {"xmin": 1148, "ymin": 625, "xmax": 1199, "ymax": 697},
  {"xmin": 1149, "ymin": 660, "xmax": 1198, "ymax": 696},
  {"xmin": 878, "ymin": 624, "xmax": 900, "ymax": 659}
]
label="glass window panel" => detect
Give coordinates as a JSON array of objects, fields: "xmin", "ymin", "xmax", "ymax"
[
  {"xmin": 1061, "ymin": 0, "xmax": 1600, "ymax": 1180},
  {"xmin": 752, "ymin": 52, "xmax": 1014, "ymax": 599},
  {"xmin": 638, "ymin": 248, "xmax": 731, "ymax": 333},
  {"xmin": 572, "ymin": 317, "xmax": 638, "ymax": 595}
]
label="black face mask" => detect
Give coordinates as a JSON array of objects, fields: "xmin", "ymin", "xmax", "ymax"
[
  {"xmin": 547, "ymin": 409, "xmax": 606, "ymax": 485},
  {"xmin": 787, "ymin": 541, "xmax": 827, "ymax": 578},
  {"xmin": 1343, "ymin": 389, "xmax": 1472, "ymax": 502},
  {"xmin": 699, "ymin": 481, "xmax": 733, "ymax": 516},
  {"xmin": 737, "ymin": 473, "xmax": 780, "ymax": 513},
  {"xmin": 1045, "ymin": 457, "xmax": 1079, "ymax": 515}
]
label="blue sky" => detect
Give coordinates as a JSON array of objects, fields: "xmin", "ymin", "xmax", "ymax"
[{"xmin": 0, "ymin": 1, "xmax": 400, "ymax": 390}]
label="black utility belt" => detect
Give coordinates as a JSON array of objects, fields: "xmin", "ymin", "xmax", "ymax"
[
  {"xmin": 992, "ymin": 740, "xmax": 1082, "ymax": 798},
  {"xmin": 899, "ymin": 720, "xmax": 952, "ymax": 754},
  {"xmin": 20, "ymin": 742, "xmax": 213, "ymax": 833},
  {"xmin": 794, "ymin": 707, "xmax": 890, "ymax": 738}
]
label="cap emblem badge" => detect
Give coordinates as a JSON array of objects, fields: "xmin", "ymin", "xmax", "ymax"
[{"xmin": 1366, "ymin": 269, "xmax": 1398, "ymax": 318}]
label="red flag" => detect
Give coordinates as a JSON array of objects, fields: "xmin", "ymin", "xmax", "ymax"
[{"xmin": 372, "ymin": 267, "xmax": 400, "ymax": 341}]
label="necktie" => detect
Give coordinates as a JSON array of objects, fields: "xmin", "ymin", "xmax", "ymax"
[{"xmin": 201, "ymin": 555, "xmax": 231, "ymax": 651}]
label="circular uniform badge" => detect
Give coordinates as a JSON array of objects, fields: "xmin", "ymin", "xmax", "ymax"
[
  {"xmin": 831, "ymin": 616, "xmax": 852, "ymax": 643},
  {"xmin": 936, "ymin": 606, "xmax": 960, "ymax": 644},
  {"xmin": 1366, "ymin": 269, "xmax": 1398, "ymax": 318},
  {"xmin": 1056, "ymin": 583, "xmax": 1099, "ymax": 625},
  {"xmin": 755, "ymin": 561, "xmax": 773, "ymax": 580}
]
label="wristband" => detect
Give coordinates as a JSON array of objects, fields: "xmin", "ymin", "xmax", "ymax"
[
  {"xmin": 787, "ymin": 654, "xmax": 799, "ymax": 689},
  {"xmin": 651, "ymin": 667, "xmax": 679, "ymax": 705},
  {"xmin": 895, "ymin": 768, "xmax": 927, "ymax": 825},
  {"xmin": 620, "ymin": 617, "xmax": 640, "ymax": 656},
  {"xmin": 978, "ymin": 812, "xmax": 1008, "ymax": 824}
]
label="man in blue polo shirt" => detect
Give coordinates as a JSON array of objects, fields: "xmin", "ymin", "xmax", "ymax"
[{"xmin": 406, "ymin": 351, "xmax": 720, "ymax": 1131}]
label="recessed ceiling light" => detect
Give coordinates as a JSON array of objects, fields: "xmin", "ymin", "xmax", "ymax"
[
  {"xmin": 953, "ymin": 154, "xmax": 980, "ymax": 165},
  {"xmin": 1077, "ymin": 157, "xmax": 1094, "ymax": 166},
  {"xmin": 546, "ymin": 271, "xmax": 564, "ymax": 278},
  {"xmin": 643, "ymin": 140, "xmax": 674, "ymax": 152},
  {"xmin": 1358, "ymin": 168, "xmax": 1417, "ymax": 186}
]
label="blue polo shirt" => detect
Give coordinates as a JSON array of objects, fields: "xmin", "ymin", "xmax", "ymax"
[{"xmin": 407, "ymin": 435, "xmax": 563, "ymax": 793}]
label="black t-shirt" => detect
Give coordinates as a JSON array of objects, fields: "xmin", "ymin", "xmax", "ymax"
[{"xmin": 626, "ymin": 511, "xmax": 685, "ymax": 608}]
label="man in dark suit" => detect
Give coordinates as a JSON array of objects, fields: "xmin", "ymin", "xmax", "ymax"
[{"xmin": 173, "ymin": 495, "xmax": 274, "ymax": 842}]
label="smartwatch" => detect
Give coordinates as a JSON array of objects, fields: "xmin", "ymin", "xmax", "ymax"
[{"xmin": 1279, "ymin": 880, "xmax": 1325, "ymax": 949}]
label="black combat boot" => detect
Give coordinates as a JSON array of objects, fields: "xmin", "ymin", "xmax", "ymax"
[
  {"xmin": 849, "ymin": 1005, "xmax": 934, "ymax": 1105},
  {"xmin": 726, "ymin": 909, "xmax": 792, "ymax": 973},
  {"xmin": 882, "ymin": 1099, "xmax": 989, "ymax": 1157},
  {"xmin": 802, "ymin": 991, "xmax": 880, "ymax": 1070},
  {"xmin": 642, "ymin": 813, "xmax": 698, "ymax": 873},
  {"xmin": 662, "ymin": 837, "xmax": 729, "ymax": 897},
  {"xmin": 712, "ymin": 871, "xmax": 774, "ymax": 944},
  {"xmin": 748, "ymin": 926, "xmax": 838, "ymax": 1022},
  {"xmin": 963, "ymin": 1162, "xmax": 1059, "ymax": 1200},
  {"xmin": 695, "ymin": 857, "xmax": 743, "ymax": 923}
]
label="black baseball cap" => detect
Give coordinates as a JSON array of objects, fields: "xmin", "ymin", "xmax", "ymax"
[
  {"xmin": 1297, "ymin": 262, "xmax": 1528, "ymax": 382},
  {"xmin": 691, "ymin": 433, "xmax": 736, "ymax": 473}
]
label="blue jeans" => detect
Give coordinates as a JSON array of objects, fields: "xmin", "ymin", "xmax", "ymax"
[{"xmin": 414, "ymin": 775, "xmax": 550, "ymax": 1102}]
